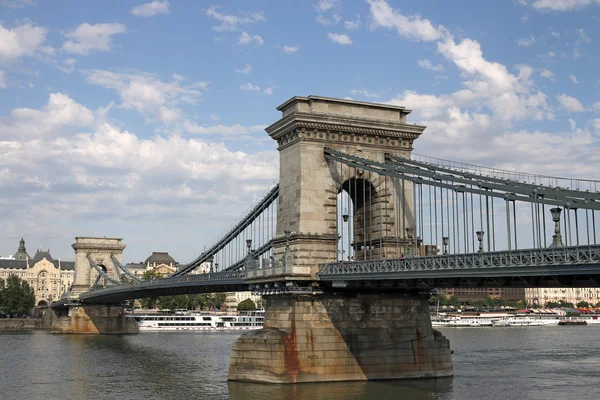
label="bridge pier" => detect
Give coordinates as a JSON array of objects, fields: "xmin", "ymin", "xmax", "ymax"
[
  {"xmin": 49, "ymin": 304, "xmax": 138, "ymax": 334},
  {"xmin": 228, "ymin": 291, "xmax": 453, "ymax": 383}
]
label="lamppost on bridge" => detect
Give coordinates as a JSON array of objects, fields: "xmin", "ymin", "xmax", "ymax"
[
  {"xmin": 549, "ymin": 207, "xmax": 564, "ymax": 248},
  {"xmin": 476, "ymin": 231, "xmax": 485, "ymax": 253},
  {"xmin": 246, "ymin": 239, "xmax": 252, "ymax": 255},
  {"xmin": 442, "ymin": 236, "xmax": 449, "ymax": 255}
]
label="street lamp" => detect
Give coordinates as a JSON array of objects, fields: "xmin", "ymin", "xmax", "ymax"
[
  {"xmin": 246, "ymin": 239, "xmax": 252, "ymax": 254},
  {"xmin": 342, "ymin": 209, "xmax": 349, "ymax": 223},
  {"xmin": 476, "ymin": 231, "xmax": 484, "ymax": 253},
  {"xmin": 549, "ymin": 207, "xmax": 563, "ymax": 248},
  {"xmin": 442, "ymin": 236, "xmax": 449, "ymax": 255}
]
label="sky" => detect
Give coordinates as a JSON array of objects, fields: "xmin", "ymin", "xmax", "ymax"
[{"xmin": 0, "ymin": 0, "xmax": 599, "ymax": 263}]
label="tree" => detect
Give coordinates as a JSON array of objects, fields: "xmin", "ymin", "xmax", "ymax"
[
  {"xmin": 205, "ymin": 293, "xmax": 227, "ymax": 311},
  {"xmin": 142, "ymin": 270, "xmax": 163, "ymax": 280},
  {"xmin": 576, "ymin": 301, "xmax": 590, "ymax": 308},
  {"xmin": 0, "ymin": 275, "xmax": 35, "ymax": 317},
  {"xmin": 138, "ymin": 270, "xmax": 163, "ymax": 309},
  {"xmin": 237, "ymin": 298, "xmax": 256, "ymax": 311}
]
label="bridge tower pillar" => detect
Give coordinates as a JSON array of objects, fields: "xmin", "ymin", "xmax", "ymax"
[
  {"xmin": 267, "ymin": 96, "xmax": 424, "ymax": 277},
  {"xmin": 70, "ymin": 237, "xmax": 126, "ymax": 297},
  {"xmin": 230, "ymin": 96, "xmax": 453, "ymax": 383}
]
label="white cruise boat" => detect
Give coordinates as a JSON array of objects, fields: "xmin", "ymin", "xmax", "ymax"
[
  {"xmin": 432, "ymin": 314, "xmax": 507, "ymax": 327},
  {"xmin": 127, "ymin": 311, "xmax": 264, "ymax": 332},
  {"xmin": 492, "ymin": 317, "xmax": 552, "ymax": 327}
]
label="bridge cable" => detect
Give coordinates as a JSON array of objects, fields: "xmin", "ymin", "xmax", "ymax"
[{"xmin": 86, "ymin": 254, "xmax": 120, "ymax": 285}]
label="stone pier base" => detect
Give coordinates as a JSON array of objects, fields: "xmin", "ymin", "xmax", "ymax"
[
  {"xmin": 228, "ymin": 292, "xmax": 453, "ymax": 383},
  {"xmin": 50, "ymin": 305, "xmax": 139, "ymax": 334}
]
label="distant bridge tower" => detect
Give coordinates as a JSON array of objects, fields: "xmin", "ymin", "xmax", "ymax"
[
  {"xmin": 265, "ymin": 95, "xmax": 424, "ymax": 278},
  {"xmin": 70, "ymin": 237, "xmax": 126, "ymax": 296}
]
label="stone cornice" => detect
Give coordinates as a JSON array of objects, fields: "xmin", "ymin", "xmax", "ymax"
[
  {"xmin": 272, "ymin": 233, "xmax": 338, "ymax": 247},
  {"xmin": 274, "ymin": 125, "xmax": 417, "ymax": 153},
  {"xmin": 266, "ymin": 112, "xmax": 425, "ymax": 140},
  {"xmin": 71, "ymin": 245, "xmax": 126, "ymax": 252}
]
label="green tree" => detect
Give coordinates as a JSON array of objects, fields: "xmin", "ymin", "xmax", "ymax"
[
  {"xmin": 576, "ymin": 301, "xmax": 590, "ymax": 308},
  {"xmin": 237, "ymin": 298, "xmax": 256, "ymax": 311},
  {"xmin": 0, "ymin": 275, "xmax": 35, "ymax": 316},
  {"xmin": 204, "ymin": 293, "xmax": 227, "ymax": 310},
  {"xmin": 138, "ymin": 270, "xmax": 163, "ymax": 309},
  {"xmin": 142, "ymin": 270, "xmax": 163, "ymax": 280}
]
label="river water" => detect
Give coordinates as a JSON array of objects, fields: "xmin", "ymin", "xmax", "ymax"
[{"xmin": 1, "ymin": 327, "xmax": 599, "ymax": 400}]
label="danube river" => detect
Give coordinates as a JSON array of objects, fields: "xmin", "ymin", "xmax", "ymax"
[{"xmin": 1, "ymin": 327, "xmax": 599, "ymax": 400}]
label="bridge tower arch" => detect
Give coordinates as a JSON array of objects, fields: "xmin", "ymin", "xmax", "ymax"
[
  {"xmin": 70, "ymin": 237, "xmax": 126, "ymax": 296},
  {"xmin": 266, "ymin": 96, "xmax": 424, "ymax": 278}
]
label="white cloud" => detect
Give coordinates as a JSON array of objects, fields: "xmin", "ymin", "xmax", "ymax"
[
  {"xmin": 0, "ymin": 92, "xmax": 94, "ymax": 139},
  {"xmin": 314, "ymin": 0, "xmax": 341, "ymax": 12},
  {"xmin": 0, "ymin": 23, "xmax": 48, "ymax": 65},
  {"xmin": 556, "ymin": 93, "xmax": 585, "ymax": 112},
  {"xmin": 550, "ymin": 31, "xmax": 561, "ymax": 38},
  {"xmin": 365, "ymin": 1, "xmax": 598, "ymax": 179},
  {"xmin": 530, "ymin": 0, "xmax": 596, "ymax": 11},
  {"xmin": 0, "ymin": 70, "xmax": 6, "ymax": 89},
  {"xmin": 240, "ymin": 82, "xmax": 260, "ymax": 92},
  {"xmin": 328, "ymin": 33, "xmax": 352, "ymax": 45},
  {"xmin": 205, "ymin": 6, "xmax": 265, "ymax": 32},
  {"xmin": 592, "ymin": 102, "xmax": 600, "ymax": 113},
  {"xmin": 569, "ymin": 74, "xmax": 579, "ymax": 84},
  {"xmin": 0, "ymin": 93, "xmax": 279, "ymax": 258},
  {"xmin": 184, "ymin": 120, "xmax": 266, "ymax": 136},
  {"xmin": 1, "ymin": 0, "xmax": 35, "ymax": 7},
  {"xmin": 316, "ymin": 14, "xmax": 332, "ymax": 26},
  {"xmin": 577, "ymin": 28, "xmax": 591, "ymax": 44},
  {"xmin": 264, "ymin": 87, "xmax": 273, "ymax": 95},
  {"xmin": 238, "ymin": 31, "xmax": 264, "ymax": 45},
  {"xmin": 516, "ymin": 35, "xmax": 536, "ymax": 47},
  {"xmin": 131, "ymin": 1, "xmax": 170, "ymax": 17},
  {"xmin": 545, "ymin": 51, "xmax": 556, "ymax": 58},
  {"xmin": 540, "ymin": 69, "xmax": 554, "ymax": 79},
  {"xmin": 58, "ymin": 58, "xmax": 77, "ymax": 74},
  {"xmin": 235, "ymin": 63, "xmax": 253, "ymax": 74},
  {"xmin": 314, "ymin": 0, "xmax": 342, "ymax": 26},
  {"xmin": 418, "ymin": 58, "xmax": 444, "ymax": 72},
  {"xmin": 350, "ymin": 89, "xmax": 380, "ymax": 98},
  {"xmin": 344, "ymin": 18, "xmax": 361, "ymax": 30},
  {"xmin": 283, "ymin": 45, "xmax": 300, "ymax": 54},
  {"xmin": 62, "ymin": 23, "xmax": 127, "ymax": 55},
  {"xmin": 367, "ymin": 0, "xmax": 446, "ymax": 42},
  {"xmin": 85, "ymin": 69, "xmax": 209, "ymax": 123}
]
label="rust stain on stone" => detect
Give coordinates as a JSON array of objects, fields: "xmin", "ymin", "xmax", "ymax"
[
  {"xmin": 283, "ymin": 306, "xmax": 300, "ymax": 378},
  {"xmin": 411, "ymin": 328, "xmax": 425, "ymax": 368}
]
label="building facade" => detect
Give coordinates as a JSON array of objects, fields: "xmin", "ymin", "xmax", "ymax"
[
  {"xmin": 442, "ymin": 287, "xmax": 526, "ymax": 302},
  {"xmin": 223, "ymin": 291, "xmax": 263, "ymax": 311},
  {"xmin": 525, "ymin": 287, "xmax": 600, "ymax": 306},
  {"xmin": 0, "ymin": 238, "xmax": 75, "ymax": 305}
]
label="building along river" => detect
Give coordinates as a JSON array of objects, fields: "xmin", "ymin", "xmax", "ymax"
[{"xmin": 0, "ymin": 327, "xmax": 598, "ymax": 400}]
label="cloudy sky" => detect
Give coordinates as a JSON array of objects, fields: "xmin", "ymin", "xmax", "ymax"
[{"xmin": 1, "ymin": 0, "xmax": 599, "ymax": 263}]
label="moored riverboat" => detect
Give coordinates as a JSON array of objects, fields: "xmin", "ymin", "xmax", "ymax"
[{"xmin": 127, "ymin": 310, "xmax": 264, "ymax": 332}]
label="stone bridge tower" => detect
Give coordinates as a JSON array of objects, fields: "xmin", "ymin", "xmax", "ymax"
[
  {"xmin": 266, "ymin": 95, "xmax": 424, "ymax": 278},
  {"xmin": 230, "ymin": 96, "xmax": 453, "ymax": 384},
  {"xmin": 70, "ymin": 237, "xmax": 126, "ymax": 296}
]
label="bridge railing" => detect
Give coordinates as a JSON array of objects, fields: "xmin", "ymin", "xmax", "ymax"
[
  {"xmin": 318, "ymin": 245, "xmax": 600, "ymax": 276},
  {"xmin": 85, "ymin": 270, "xmax": 247, "ymax": 295}
]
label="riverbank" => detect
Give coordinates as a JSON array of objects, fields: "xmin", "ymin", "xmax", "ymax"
[{"xmin": 0, "ymin": 318, "xmax": 44, "ymax": 330}]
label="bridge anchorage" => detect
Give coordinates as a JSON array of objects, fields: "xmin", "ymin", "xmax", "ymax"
[{"xmin": 49, "ymin": 96, "xmax": 600, "ymax": 384}]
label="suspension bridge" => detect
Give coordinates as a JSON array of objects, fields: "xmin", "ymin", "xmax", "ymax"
[{"xmin": 47, "ymin": 95, "xmax": 600, "ymax": 384}]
